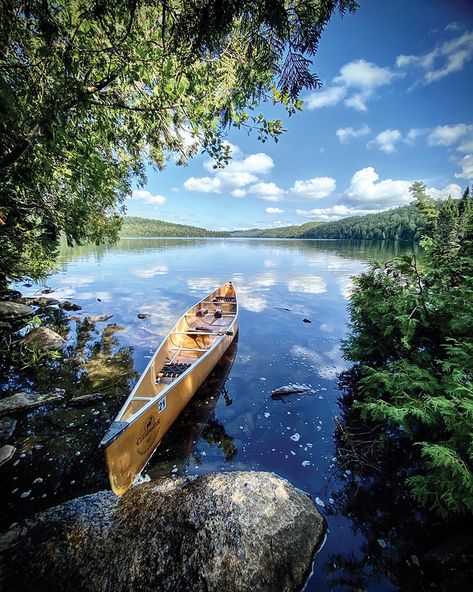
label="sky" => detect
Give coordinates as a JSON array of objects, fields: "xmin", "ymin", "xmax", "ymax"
[{"xmin": 126, "ymin": 0, "xmax": 473, "ymax": 231}]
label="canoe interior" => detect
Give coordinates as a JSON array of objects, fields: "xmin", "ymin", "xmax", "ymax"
[
  {"xmin": 119, "ymin": 281, "xmax": 237, "ymax": 421},
  {"xmin": 100, "ymin": 281, "xmax": 238, "ymax": 495}
]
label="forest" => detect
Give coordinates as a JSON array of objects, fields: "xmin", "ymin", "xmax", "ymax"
[
  {"xmin": 231, "ymin": 204, "xmax": 428, "ymax": 240},
  {"xmin": 121, "ymin": 217, "xmax": 229, "ymax": 238}
]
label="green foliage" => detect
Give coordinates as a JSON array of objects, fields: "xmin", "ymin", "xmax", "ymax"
[
  {"xmin": 230, "ymin": 203, "xmax": 428, "ymax": 239},
  {"xmin": 343, "ymin": 185, "xmax": 473, "ymax": 517},
  {"xmin": 120, "ymin": 216, "xmax": 229, "ymax": 237},
  {"xmin": 0, "ymin": 0, "xmax": 358, "ymax": 285},
  {"xmin": 230, "ymin": 220, "xmax": 324, "ymax": 237}
]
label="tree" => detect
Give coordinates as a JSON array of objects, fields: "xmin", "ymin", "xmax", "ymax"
[
  {"xmin": 342, "ymin": 184, "xmax": 473, "ymax": 517},
  {"xmin": 0, "ymin": 0, "xmax": 357, "ymax": 284}
]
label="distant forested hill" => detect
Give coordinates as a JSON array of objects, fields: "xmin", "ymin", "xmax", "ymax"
[
  {"xmin": 231, "ymin": 221, "xmax": 324, "ymax": 238},
  {"xmin": 301, "ymin": 205, "xmax": 427, "ymax": 240},
  {"xmin": 231, "ymin": 205, "xmax": 427, "ymax": 241},
  {"xmin": 120, "ymin": 217, "xmax": 229, "ymax": 237}
]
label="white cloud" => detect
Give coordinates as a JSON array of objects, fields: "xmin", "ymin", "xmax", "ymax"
[
  {"xmin": 249, "ymin": 182, "xmax": 285, "ymax": 202},
  {"xmin": 334, "ymin": 59, "xmax": 395, "ymax": 90},
  {"xmin": 266, "ymin": 207, "xmax": 285, "ymax": 214},
  {"xmin": 290, "ymin": 177, "xmax": 336, "ymax": 200},
  {"xmin": 185, "ymin": 151, "xmax": 274, "ymax": 196},
  {"xmin": 336, "ymin": 124, "xmax": 371, "ymax": 144},
  {"xmin": 455, "ymin": 155, "xmax": 473, "ymax": 180},
  {"xmin": 405, "ymin": 128, "xmax": 427, "ymax": 144},
  {"xmin": 396, "ymin": 30, "xmax": 473, "ymax": 85},
  {"xmin": 184, "ymin": 176, "xmax": 222, "ymax": 193},
  {"xmin": 306, "ymin": 59, "xmax": 395, "ymax": 112},
  {"xmin": 296, "ymin": 204, "xmax": 379, "ymax": 222},
  {"xmin": 427, "ymin": 124, "xmax": 472, "ymax": 146},
  {"xmin": 304, "ymin": 86, "xmax": 346, "ymax": 109},
  {"xmin": 427, "ymin": 184, "xmax": 463, "ymax": 200},
  {"xmin": 129, "ymin": 189, "xmax": 167, "ymax": 205},
  {"xmin": 345, "ymin": 167, "xmax": 412, "ymax": 209},
  {"xmin": 370, "ymin": 129, "xmax": 402, "ymax": 153},
  {"xmin": 232, "ymin": 189, "xmax": 247, "ymax": 198}
]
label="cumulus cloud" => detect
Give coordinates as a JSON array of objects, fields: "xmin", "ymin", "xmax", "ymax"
[
  {"xmin": 345, "ymin": 167, "xmax": 412, "ymax": 209},
  {"xmin": 304, "ymin": 86, "xmax": 346, "ymax": 109},
  {"xmin": 266, "ymin": 207, "xmax": 284, "ymax": 214},
  {"xmin": 427, "ymin": 124, "xmax": 472, "ymax": 146},
  {"xmin": 296, "ymin": 204, "xmax": 380, "ymax": 221},
  {"xmin": 427, "ymin": 184, "xmax": 463, "ymax": 200},
  {"xmin": 455, "ymin": 155, "xmax": 473, "ymax": 180},
  {"xmin": 305, "ymin": 59, "xmax": 395, "ymax": 112},
  {"xmin": 370, "ymin": 129, "xmax": 402, "ymax": 153},
  {"xmin": 396, "ymin": 30, "xmax": 473, "ymax": 85},
  {"xmin": 185, "ymin": 151, "xmax": 274, "ymax": 196},
  {"xmin": 290, "ymin": 177, "xmax": 336, "ymax": 200},
  {"xmin": 249, "ymin": 182, "xmax": 285, "ymax": 202},
  {"xmin": 336, "ymin": 124, "xmax": 371, "ymax": 144},
  {"xmin": 129, "ymin": 189, "xmax": 167, "ymax": 205},
  {"xmin": 334, "ymin": 59, "xmax": 395, "ymax": 90}
]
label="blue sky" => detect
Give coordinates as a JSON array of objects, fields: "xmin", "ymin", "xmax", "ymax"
[{"xmin": 126, "ymin": 0, "xmax": 473, "ymax": 231}]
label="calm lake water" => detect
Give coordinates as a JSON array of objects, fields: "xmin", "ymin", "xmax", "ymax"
[{"xmin": 2, "ymin": 237, "xmax": 424, "ymax": 591}]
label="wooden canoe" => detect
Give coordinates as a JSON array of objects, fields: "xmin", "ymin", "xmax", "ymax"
[{"xmin": 100, "ymin": 281, "xmax": 238, "ymax": 495}]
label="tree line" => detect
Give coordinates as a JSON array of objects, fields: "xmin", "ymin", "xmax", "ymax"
[{"xmin": 121, "ymin": 217, "xmax": 228, "ymax": 238}]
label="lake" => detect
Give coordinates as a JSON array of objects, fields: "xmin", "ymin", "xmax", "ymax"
[{"xmin": 2, "ymin": 238, "xmax": 423, "ymax": 591}]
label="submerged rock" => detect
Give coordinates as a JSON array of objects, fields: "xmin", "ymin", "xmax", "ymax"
[
  {"xmin": 69, "ymin": 392, "xmax": 107, "ymax": 407},
  {"xmin": 0, "ymin": 391, "xmax": 64, "ymax": 418},
  {"xmin": 0, "ymin": 471, "xmax": 324, "ymax": 592},
  {"xmin": 84, "ymin": 314, "xmax": 113, "ymax": 324},
  {"xmin": 59, "ymin": 301, "xmax": 82, "ymax": 311},
  {"xmin": 0, "ymin": 445, "xmax": 15, "ymax": 467},
  {"xmin": 271, "ymin": 384, "xmax": 316, "ymax": 399},
  {"xmin": 23, "ymin": 296, "xmax": 59, "ymax": 307},
  {"xmin": 21, "ymin": 327, "xmax": 66, "ymax": 350},
  {"xmin": 137, "ymin": 312, "xmax": 151, "ymax": 319},
  {"xmin": 0, "ymin": 301, "xmax": 33, "ymax": 320}
]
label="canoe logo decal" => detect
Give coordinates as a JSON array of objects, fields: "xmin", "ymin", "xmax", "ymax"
[{"xmin": 136, "ymin": 414, "xmax": 160, "ymax": 455}]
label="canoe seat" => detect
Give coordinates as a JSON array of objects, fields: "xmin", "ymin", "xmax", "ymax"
[
  {"xmin": 213, "ymin": 296, "xmax": 236, "ymax": 302},
  {"xmin": 159, "ymin": 362, "xmax": 191, "ymax": 378}
]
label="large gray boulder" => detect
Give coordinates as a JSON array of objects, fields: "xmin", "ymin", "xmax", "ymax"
[
  {"xmin": 0, "ymin": 472, "xmax": 325, "ymax": 592},
  {"xmin": 0, "ymin": 301, "xmax": 33, "ymax": 320}
]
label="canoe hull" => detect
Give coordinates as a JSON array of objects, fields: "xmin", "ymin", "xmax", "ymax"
[{"xmin": 103, "ymin": 325, "xmax": 237, "ymax": 495}]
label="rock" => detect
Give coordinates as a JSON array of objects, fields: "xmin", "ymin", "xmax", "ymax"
[
  {"xmin": 21, "ymin": 327, "xmax": 66, "ymax": 351},
  {"xmin": 271, "ymin": 384, "xmax": 316, "ymax": 400},
  {"xmin": 0, "ymin": 301, "xmax": 33, "ymax": 320},
  {"xmin": 84, "ymin": 314, "xmax": 113, "ymax": 324},
  {"xmin": 69, "ymin": 392, "xmax": 107, "ymax": 407},
  {"xmin": 66, "ymin": 316, "xmax": 81, "ymax": 321},
  {"xmin": 0, "ymin": 391, "xmax": 64, "ymax": 418},
  {"xmin": 137, "ymin": 313, "xmax": 151, "ymax": 319},
  {"xmin": 0, "ymin": 290, "xmax": 23, "ymax": 302},
  {"xmin": 302, "ymin": 318, "xmax": 312, "ymax": 323},
  {"xmin": 0, "ymin": 445, "xmax": 15, "ymax": 467},
  {"xmin": 0, "ymin": 472, "xmax": 324, "ymax": 592},
  {"xmin": 59, "ymin": 301, "xmax": 82, "ymax": 311},
  {"xmin": 23, "ymin": 296, "xmax": 59, "ymax": 307},
  {"xmin": 0, "ymin": 418, "xmax": 17, "ymax": 441},
  {"xmin": 0, "ymin": 322, "xmax": 12, "ymax": 331}
]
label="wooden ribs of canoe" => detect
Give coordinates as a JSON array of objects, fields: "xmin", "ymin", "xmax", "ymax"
[{"xmin": 100, "ymin": 281, "xmax": 238, "ymax": 496}]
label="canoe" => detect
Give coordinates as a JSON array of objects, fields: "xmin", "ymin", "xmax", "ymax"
[{"xmin": 100, "ymin": 281, "xmax": 238, "ymax": 495}]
